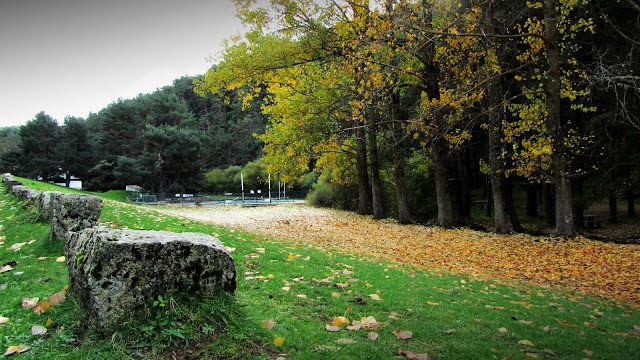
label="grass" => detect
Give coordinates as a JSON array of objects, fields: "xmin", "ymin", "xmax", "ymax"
[{"xmin": 1, "ymin": 179, "xmax": 639, "ymax": 359}]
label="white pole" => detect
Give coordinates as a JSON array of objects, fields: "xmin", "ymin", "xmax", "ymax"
[
  {"xmin": 283, "ymin": 182, "xmax": 286, "ymax": 200},
  {"xmin": 268, "ymin": 174, "xmax": 271, "ymax": 203},
  {"xmin": 241, "ymin": 172, "xmax": 244, "ymax": 202}
]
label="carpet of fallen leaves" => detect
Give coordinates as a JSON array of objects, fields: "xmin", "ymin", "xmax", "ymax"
[{"xmin": 158, "ymin": 204, "xmax": 640, "ymax": 306}]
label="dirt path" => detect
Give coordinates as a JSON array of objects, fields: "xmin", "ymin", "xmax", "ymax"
[{"xmin": 157, "ymin": 203, "xmax": 640, "ymax": 306}]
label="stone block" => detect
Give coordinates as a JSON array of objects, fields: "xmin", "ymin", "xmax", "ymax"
[
  {"xmin": 66, "ymin": 227, "xmax": 236, "ymax": 330},
  {"xmin": 50, "ymin": 193, "xmax": 102, "ymax": 241}
]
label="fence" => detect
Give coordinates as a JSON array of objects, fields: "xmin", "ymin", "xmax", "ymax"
[{"xmin": 126, "ymin": 190, "xmax": 309, "ymax": 205}]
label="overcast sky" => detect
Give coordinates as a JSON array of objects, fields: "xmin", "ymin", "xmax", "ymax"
[{"xmin": 0, "ymin": 0, "xmax": 245, "ymax": 128}]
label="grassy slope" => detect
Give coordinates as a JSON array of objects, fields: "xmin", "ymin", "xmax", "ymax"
[{"xmin": 1, "ymin": 179, "xmax": 639, "ymax": 359}]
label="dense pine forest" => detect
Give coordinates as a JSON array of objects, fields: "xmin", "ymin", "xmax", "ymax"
[{"xmin": 1, "ymin": 0, "xmax": 638, "ymax": 237}]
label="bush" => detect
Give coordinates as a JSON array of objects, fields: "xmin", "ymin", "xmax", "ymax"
[{"xmin": 307, "ymin": 172, "xmax": 358, "ymax": 211}]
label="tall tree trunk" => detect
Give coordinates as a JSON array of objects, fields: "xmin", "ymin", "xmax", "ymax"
[
  {"xmin": 356, "ymin": 124, "xmax": 372, "ymax": 215},
  {"xmin": 391, "ymin": 96, "xmax": 414, "ymax": 224},
  {"xmin": 368, "ymin": 121, "xmax": 384, "ymax": 219},
  {"xmin": 543, "ymin": 0, "xmax": 575, "ymax": 237},
  {"xmin": 526, "ymin": 183, "xmax": 538, "ymax": 217},
  {"xmin": 483, "ymin": 0, "xmax": 509, "ymax": 233},
  {"xmin": 421, "ymin": 0, "xmax": 454, "ymax": 227}
]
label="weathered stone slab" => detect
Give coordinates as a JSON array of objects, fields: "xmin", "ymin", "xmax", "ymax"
[
  {"xmin": 38, "ymin": 191, "xmax": 63, "ymax": 221},
  {"xmin": 50, "ymin": 193, "xmax": 102, "ymax": 241},
  {"xmin": 66, "ymin": 227, "xmax": 236, "ymax": 330},
  {"xmin": 11, "ymin": 185, "xmax": 30, "ymax": 200}
]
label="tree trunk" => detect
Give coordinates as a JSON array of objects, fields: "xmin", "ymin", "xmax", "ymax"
[
  {"xmin": 368, "ymin": 122, "xmax": 384, "ymax": 219},
  {"xmin": 543, "ymin": 0, "xmax": 576, "ymax": 237},
  {"xmin": 526, "ymin": 183, "xmax": 538, "ymax": 217},
  {"xmin": 391, "ymin": 97, "xmax": 414, "ymax": 224},
  {"xmin": 356, "ymin": 125, "xmax": 372, "ymax": 215},
  {"xmin": 505, "ymin": 177, "xmax": 524, "ymax": 233},
  {"xmin": 482, "ymin": 0, "xmax": 509, "ymax": 233},
  {"xmin": 432, "ymin": 140, "xmax": 455, "ymax": 227}
]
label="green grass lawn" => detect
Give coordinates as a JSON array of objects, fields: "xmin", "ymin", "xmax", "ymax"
[{"xmin": 1, "ymin": 179, "xmax": 639, "ymax": 359}]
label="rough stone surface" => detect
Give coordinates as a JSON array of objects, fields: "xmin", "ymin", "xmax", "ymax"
[
  {"xmin": 11, "ymin": 185, "xmax": 30, "ymax": 200},
  {"xmin": 38, "ymin": 191, "xmax": 63, "ymax": 221},
  {"xmin": 66, "ymin": 227, "xmax": 236, "ymax": 330},
  {"xmin": 50, "ymin": 193, "xmax": 102, "ymax": 241}
]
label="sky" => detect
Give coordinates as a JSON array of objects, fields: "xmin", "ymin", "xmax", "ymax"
[{"xmin": 0, "ymin": 0, "xmax": 245, "ymax": 128}]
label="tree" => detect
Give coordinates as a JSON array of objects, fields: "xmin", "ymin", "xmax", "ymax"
[
  {"xmin": 19, "ymin": 112, "xmax": 60, "ymax": 181},
  {"xmin": 55, "ymin": 116, "xmax": 92, "ymax": 187}
]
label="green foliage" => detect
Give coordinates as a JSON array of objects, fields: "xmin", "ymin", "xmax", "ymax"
[
  {"xmin": 307, "ymin": 170, "xmax": 358, "ymax": 211},
  {"xmin": 18, "ymin": 112, "xmax": 60, "ymax": 181}
]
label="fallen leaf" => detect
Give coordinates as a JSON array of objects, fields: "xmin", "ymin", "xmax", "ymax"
[
  {"xmin": 394, "ymin": 329, "xmax": 413, "ymax": 340},
  {"xmin": 427, "ymin": 301, "xmax": 440, "ymax": 306},
  {"xmin": 55, "ymin": 256, "xmax": 65, "ymax": 262},
  {"xmin": 325, "ymin": 324, "xmax": 341, "ymax": 332},
  {"xmin": 0, "ymin": 265, "xmax": 12, "ymax": 273},
  {"xmin": 343, "ymin": 270, "xmax": 354, "ymax": 276},
  {"xmin": 525, "ymin": 353, "xmax": 540, "ymax": 359},
  {"xmin": 408, "ymin": 272, "xmax": 415, "ymax": 278},
  {"xmin": 498, "ymin": 327, "xmax": 508, "ymax": 333},
  {"xmin": 336, "ymin": 338, "xmax": 357, "ymax": 344},
  {"xmin": 287, "ymin": 254, "xmax": 294, "ymax": 260},
  {"xmin": 31, "ymin": 325, "xmax": 47, "ymax": 335},
  {"xmin": 519, "ymin": 339, "xmax": 535, "ymax": 346},
  {"xmin": 360, "ymin": 316, "xmax": 380, "ymax": 328},
  {"xmin": 273, "ymin": 337, "xmax": 284, "ymax": 346},
  {"xmin": 583, "ymin": 350, "xmax": 593, "ymax": 356},
  {"xmin": 296, "ymin": 294, "xmax": 307, "ymax": 299},
  {"xmin": 331, "ymin": 292, "xmax": 341, "ymax": 298},
  {"xmin": 332, "ymin": 316, "xmax": 350, "ymax": 326},
  {"xmin": 368, "ymin": 332, "xmax": 378, "ymax": 341},
  {"xmin": 13, "ymin": 272, "xmax": 23, "ymax": 276},
  {"xmin": 544, "ymin": 349, "xmax": 557, "ymax": 356},
  {"xmin": 49, "ymin": 290, "xmax": 66, "ymax": 306},
  {"xmin": 519, "ymin": 320, "xmax": 533, "ymax": 325},
  {"xmin": 262, "ymin": 320, "xmax": 276, "ymax": 330},
  {"xmin": 398, "ymin": 348, "xmax": 429, "ymax": 360},
  {"xmin": 9, "ymin": 242, "xmax": 27, "ymax": 250},
  {"xmin": 543, "ymin": 326, "xmax": 551, "ymax": 332},
  {"xmin": 369, "ymin": 294, "xmax": 383, "ymax": 301},
  {"xmin": 334, "ymin": 283, "xmax": 349, "ymax": 289},
  {"xmin": 22, "ymin": 298, "xmax": 39, "ymax": 308},
  {"xmin": 46, "ymin": 319, "xmax": 53, "ymax": 327},
  {"xmin": 313, "ymin": 345, "xmax": 338, "ymax": 352},
  {"xmin": 3, "ymin": 345, "xmax": 29, "ymax": 356},
  {"xmin": 629, "ymin": 325, "xmax": 640, "ymax": 336},
  {"xmin": 281, "ymin": 287, "xmax": 290, "ymax": 291},
  {"xmin": 441, "ymin": 329, "xmax": 456, "ymax": 335},
  {"xmin": 34, "ymin": 299, "xmax": 51, "ymax": 314},
  {"xmin": 0, "ymin": 316, "xmax": 8, "ymax": 325}
]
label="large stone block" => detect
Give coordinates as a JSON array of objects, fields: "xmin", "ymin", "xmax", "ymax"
[
  {"xmin": 38, "ymin": 191, "xmax": 63, "ymax": 221},
  {"xmin": 50, "ymin": 193, "xmax": 102, "ymax": 241},
  {"xmin": 11, "ymin": 185, "xmax": 30, "ymax": 200},
  {"xmin": 66, "ymin": 227, "xmax": 236, "ymax": 330}
]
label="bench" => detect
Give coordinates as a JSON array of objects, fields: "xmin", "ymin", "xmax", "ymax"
[{"xmin": 583, "ymin": 214, "xmax": 602, "ymax": 228}]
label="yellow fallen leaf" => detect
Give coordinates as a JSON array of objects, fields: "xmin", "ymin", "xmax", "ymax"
[
  {"xmin": 55, "ymin": 256, "xmax": 65, "ymax": 262},
  {"xmin": 519, "ymin": 339, "xmax": 535, "ymax": 346},
  {"xmin": 369, "ymin": 294, "xmax": 383, "ymax": 301},
  {"xmin": 273, "ymin": 337, "xmax": 284, "ymax": 346},
  {"xmin": 281, "ymin": 287, "xmax": 290, "ymax": 291},
  {"xmin": 498, "ymin": 327, "xmax": 508, "ymax": 333},
  {"xmin": 287, "ymin": 254, "xmax": 294, "ymax": 260},
  {"xmin": 46, "ymin": 318, "xmax": 53, "ymax": 327},
  {"xmin": 3, "ymin": 345, "xmax": 29, "ymax": 356},
  {"xmin": 331, "ymin": 292, "xmax": 341, "ymax": 298},
  {"xmin": 34, "ymin": 299, "xmax": 51, "ymax": 314},
  {"xmin": 427, "ymin": 301, "xmax": 440, "ymax": 306},
  {"xmin": 296, "ymin": 294, "xmax": 307, "ymax": 299}
]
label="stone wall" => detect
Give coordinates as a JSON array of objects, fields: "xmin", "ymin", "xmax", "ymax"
[{"xmin": 1, "ymin": 173, "xmax": 237, "ymax": 332}]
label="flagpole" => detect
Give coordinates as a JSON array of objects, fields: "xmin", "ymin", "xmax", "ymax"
[{"xmin": 241, "ymin": 172, "xmax": 244, "ymax": 203}]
